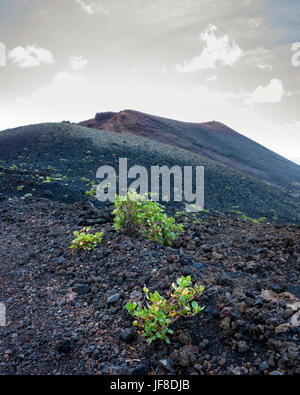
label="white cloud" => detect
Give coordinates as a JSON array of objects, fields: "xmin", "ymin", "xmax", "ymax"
[
  {"xmin": 176, "ymin": 24, "xmax": 243, "ymax": 73},
  {"xmin": 245, "ymin": 79, "xmax": 289, "ymax": 105},
  {"xmin": 0, "ymin": 42, "xmax": 6, "ymax": 67},
  {"xmin": 206, "ymin": 74, "xmax": 218, "ymax": 81},
  {"xmin": 8, "ymin": 45, "xmax": 54, "ymax": 68},
  {"xmin": 258, "ymin": 64, "xmax": 273, "ymax": 71},
  {"xmin": 248, "ymin": 17, "xmax": 264, "ymax": 28},
  {"xmin": 68, "ymin": 55, "xmax": 88, "ymax": 70},
  {"xmin": 9, "ymin": 71, "xmax": 92, "ymax": 124},
  {"xmin": 74, "ymin": 0, "xmax": 110, "ymax": 15},
  {"xmin": 193, "ymin": 78, "xmax": 290, "ymax": 106},
  {"xmin": 161, "ymin": 65, "xmax": 167, "ymax": 74}
]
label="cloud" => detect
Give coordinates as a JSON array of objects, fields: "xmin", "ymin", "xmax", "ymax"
[
  {"xmin": 8, "ymin": 45, "xmax": 54, "ymax": 68},
  {"xmin": 193, "ymin": 78, "xmax": 290, "ymax": 106},
  {"xmin": 68, "ymin": 55, "xmax": 88, "ymax": 70},
  {"xmin": 0, "ymin": 42, "xmax": 6, "ymax": 67},
  {"xmin": 161, "ymin": 65, "xmax": 167, "ymax": 74},
  {"xmin": 206, "ymin": 74, "xmax": 218, "ymax": 81},
  {"xmin": 176, "ymin": 24, "xmax": 243, "ymax": 73},
  {"xmin": 74, "ymin": 0, "xmax": 110, "ymax": 15},
  {"xmin": 248, "ymin": 17, "xmax": 264, "ymax": 28},
  {"xmin": 258, "ymin": 64, "xmax": 273, "ymax": 71},
  {"xmin": 245, "ymin": 79, "xmax": 289, "ymax": 105},
  {"xmin": 10, "ymin": 71, "xmax": 92, "ymax": 124}
]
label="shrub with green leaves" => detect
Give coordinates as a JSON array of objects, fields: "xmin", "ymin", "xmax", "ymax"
[
  {"xmin": 126, "ymin": 276, "xmax": 204, "ymax": 344},
  {"xmin": 85, "ymin": 186, "xmax": 96, "ymax": 197},
  {"xmin": 113, "ymin": 191, "xmax": 183, "ymax": 245},
  {"xmin": 70, "ymin": 227, "xmax": 103, "ymax": 251}
]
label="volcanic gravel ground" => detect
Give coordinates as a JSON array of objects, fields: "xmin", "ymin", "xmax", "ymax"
[{"xmin": 0, "ymin": 198, "xmax": 299, "ymax": 375}]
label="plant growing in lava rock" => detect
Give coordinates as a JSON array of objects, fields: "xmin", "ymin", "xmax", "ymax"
[
  {"xmin": 70, "ymin": 227, "xmax": 103, "ymax": 251},
  {"xmin": 126, "ymin": 276, "xmax": 204, "ymax": 344},
  {"xmin": 113, "ymin": 191, "xmax": 183, "ymax": 245},
  {"xmin": 85, "ymin": 186, "xmax": 96, "ymax": 197}
]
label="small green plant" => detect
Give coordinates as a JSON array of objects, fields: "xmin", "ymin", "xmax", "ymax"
[
  {"xmin": 113, "ymin": 191, "xmax": 183, "ymax": 245},
  {"xmin": 258, "ymin": 216, "xmax": 267, "ymax": 222},
  {"xmin": 85, "ymin": 186, "xmax": 96, "ymax": 197},
  {"xmin": 17, "ymin": 185, "xmax": 25, "ymax": 191},
  {"xmin": 81, "ymin": 177, "xmax": 90, "ymax": 182},
  {"xmin": 270, "ymin": 209, "xmax": 278, "ymax": 222},
  {"xmin": 21, "ymin": 193, "xmax": 32, "ymax": 200},
  {"xmin": 200, "ymin": 209, "xmax": 210, "ymax": 214},
  {"xmin": 126, "ymin": 276, "xmax": 204, "ymax": 344},
  {"xmin": 70, "ymin": 227, "xmax": 103, "ymax": 251},
  {"xmin": 42, "ymin": 176, "xmax": 52, "ymax": 183},
  {"xmin": 191, "ymin": 213, "xmax": 201, "ymax": 224}
]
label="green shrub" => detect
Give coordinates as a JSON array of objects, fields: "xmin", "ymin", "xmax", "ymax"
[
  {"xmin": 113, "ymin": 191, "xmax": 183, "ymax": 245},
  {"xmin": 126, "ymin": 276, "xmax": 204, "ymax": 344},
  {"xmin": 21, "ymin": 193, "xmax": 32, "ymax": 200},
  {"xmin": 85, "ymin": 187, "xmax": 96, "ymax": 197},
  {"xmin": 70, "ymin": 227, "xmax": 103, "ymax": 251},
  {"xmin": 42, "ymin": 176, "xmax": 52, "ymax": 183}
]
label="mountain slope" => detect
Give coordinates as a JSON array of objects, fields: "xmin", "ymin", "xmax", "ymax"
[
  {"xmin": 79, "ymin": 110, "xmax": 300, "ymax": 195},
  {"xmin": 0, "ymin": 122, "xmax": 299, "ymax": 223}
]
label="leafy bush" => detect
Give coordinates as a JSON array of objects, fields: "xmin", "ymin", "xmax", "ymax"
[
  {"xmin": 126, "ymin": 276, "xmax": 204, "ymax": 344},
  {"xmin": 113, "ymin": 191, "xmax": 183, "ymax": 245},
  {"xmin": 42, "ymin": 176, "xmax": 51, "ymax": 183},
  {"xmin": 70, "ymin": 227, "xmax": 103, "ymax": 251},
  {"xmin": 85, "ymin": 187, "xmax": 96, "ymax": 197},
  {"xmin": 20, "ymin": 193, "xmax": 32, "ymax": 200}
]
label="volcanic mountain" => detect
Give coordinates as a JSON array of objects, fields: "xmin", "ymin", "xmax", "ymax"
[
  {"xmin": 79, "ymin": 110, "xmax": 300, "ymax": 195},
  {"xmin": 0, "ymin": 121, "xmax": 299, "ymax": 223},
  {"xmin": 1, "ymin": 120, "xmax": 299, "ymax": 376}
]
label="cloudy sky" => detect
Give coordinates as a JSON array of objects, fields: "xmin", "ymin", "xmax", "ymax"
[{"xmin": 0, "ymin": 0, "xmax": 300, "ymax": 162}]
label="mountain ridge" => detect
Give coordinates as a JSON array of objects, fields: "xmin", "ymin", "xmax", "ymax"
[
  {"xmin": 0, "ymin": 121, "xmax": 299, "ymax": 224},
  {"xmin": 79, "ymin": 110, "xmax": 300, "ymax": 195}
]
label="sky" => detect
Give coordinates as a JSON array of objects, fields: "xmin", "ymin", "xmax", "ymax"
[{"xmin": 0, "ymin": 0, "xmax": 300, "ymax": 162}]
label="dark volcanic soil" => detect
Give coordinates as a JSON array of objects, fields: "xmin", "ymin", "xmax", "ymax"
[{"xmin": 0, "ymin": 198, "xmax": 299, "ymax": 375}]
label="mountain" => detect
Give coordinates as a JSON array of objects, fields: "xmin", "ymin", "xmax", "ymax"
[
  {"xmin": 290, "ymin": 157, "xmax": 300, "ymax": 166},
  {"xmin": 79, "ymin": 110, "xmax": 300, "ymax": 196},
  {"xmin": 0, "ymin": 122, "xmax": 299, "ymax": 223},
  {"xmin": 1, "ymin": 122, "xmax": 299, "ymax": 376}
]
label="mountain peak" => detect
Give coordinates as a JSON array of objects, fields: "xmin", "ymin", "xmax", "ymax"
[{"xmin": 78, "ymin": 110, "xmax": 300, "ymax": 193}]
